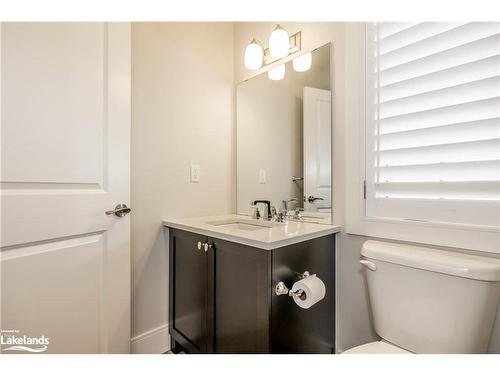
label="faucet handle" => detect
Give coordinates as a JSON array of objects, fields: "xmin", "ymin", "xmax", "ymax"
[{"xmin": 282, "ymin": 197, "xmax": 298, "ymax": 212}]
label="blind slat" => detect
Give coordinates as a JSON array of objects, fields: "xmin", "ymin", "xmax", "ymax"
[
  {"xmin": 375, "ymin": 181, "xmax": 500, "ymax": 201},
  {"xmin": 379, "ymin": 76, "xmax": 500, "ymax": 119},
  {"xmin": 379, "ymin": 97, "xmax": 500, "ymax": 133},
  {"xmin": 378, "ymin": 139, "xmax": 500, "ymax": 168},
  {"xmin": 377, "ymin": 22, "xmax": 419, "ymax": 39},
  {"xmin": 378, "ymin": 118, "xmax": 500, "ymax": 150},
  {"xmin": 378, "ymin": 23, "xmax": 500, "ymax": 71},
  {"xmin": 378, "ymin": 160, "xmax": 500, "ymax": 183},
  {"xmin": 378, "ymin": 22, "xmax": 467, "ymax": 55},
  {"xmin": 379, "ymin": 55, "xmax": 500, "ymax": 102},
  {"xmin": 379, "ymin": 34, "xmax": 500, "ymax": 86}
]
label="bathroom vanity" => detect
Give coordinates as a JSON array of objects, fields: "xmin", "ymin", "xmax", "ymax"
[
  {"xmin": 164, "ymin": 215, "xmax": 340, "ymax": 354},
  {"xmin": 164, "ymin": 41, "xmax": 339, "ymax": 354}
]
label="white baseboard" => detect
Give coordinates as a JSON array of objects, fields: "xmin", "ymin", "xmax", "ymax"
[{"xmin": 131, "ymin": 324, "xmax": 170, "ymax": 354}]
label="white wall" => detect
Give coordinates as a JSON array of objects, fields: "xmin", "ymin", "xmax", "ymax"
[
  {"xmin": 131, "ymin": 22, "xmax": 235, "ymax": 353},
  {"xmin": 234, "ymin": 22, "xmax": 500, "ymax": 354}
]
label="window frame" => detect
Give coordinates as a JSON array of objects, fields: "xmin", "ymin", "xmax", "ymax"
[{"xmin": 344, "ymin": 23, "xmax": 500, "ymax": 254}]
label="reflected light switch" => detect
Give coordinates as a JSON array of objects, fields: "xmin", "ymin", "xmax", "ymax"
[{"xmin": 259, "ymin": 169, "xmax": 266, "ymax": 184}]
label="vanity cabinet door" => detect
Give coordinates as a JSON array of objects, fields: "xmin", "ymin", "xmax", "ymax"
[
  {"xmin": 212, "ymin": 238, "xmax": 271, "ymax": 353},
  {"xmin": 169, "ymin": 229, "xmax": 213, "ymax": 354}
]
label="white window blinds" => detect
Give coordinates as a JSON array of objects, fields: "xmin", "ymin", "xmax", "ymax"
[{"xmin": 365, "ymin": 22, "xmax": 500, "ymax": 227}]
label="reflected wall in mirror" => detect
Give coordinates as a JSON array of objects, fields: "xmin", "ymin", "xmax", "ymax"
[{"xmin": 237, "ymin": 43, "xmax": 332, "ymax": 224}]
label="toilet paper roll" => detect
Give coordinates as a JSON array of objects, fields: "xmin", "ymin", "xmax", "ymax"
[{"xmin": 291, "ymin": 275, "xmax": 326, "ymax": 309}]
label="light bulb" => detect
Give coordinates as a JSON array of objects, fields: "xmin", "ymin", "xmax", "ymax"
[
  {"xmin": 268, "ymin": 25, "xmax": 290, "ymax": 59},
  {"xmin": 244, "ymin": 39, "xmax": 263, "ymax": 70},
  {"xmin": 267, "ymin": 64, "xmax": 285, "ymax": 80},
  {"xmin": 292, "ymin": 52, "xmax": 312, "ymax": 72}
]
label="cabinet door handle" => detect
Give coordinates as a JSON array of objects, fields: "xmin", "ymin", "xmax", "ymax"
[
  {"xmin": 203, "ymin": 242, "xmax": 215, "ymax": 252},
  {"xmin": 197, "ymin": 241, "xmax": 212, "ymax": 252}
]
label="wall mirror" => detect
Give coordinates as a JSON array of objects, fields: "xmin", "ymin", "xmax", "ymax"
[{"xmin": 236, "ymin": 43, "xmax": 333, "ymax": 224}]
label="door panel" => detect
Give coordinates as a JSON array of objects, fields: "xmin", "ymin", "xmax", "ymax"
[
  {"xmin": 170, "ymin": 229, "xmax": 210, "ymax": 353},
  {"xmin": 0, "ymin": 23, "xmax": 131, "ymax": 353},
  {"xmin": 303, "ymin": 87, "xmax": 332, "ymax": 211},
  {"xmin": 213, "ymin": 238, "xmax": 270, "ymax": 353},
  {"xmin": 1, "ymin": 235, "xmax": 104, "ymax": 353},
  {"xmin": 1, "ymin": 23, "xmax": 104, "ymax": 184}
]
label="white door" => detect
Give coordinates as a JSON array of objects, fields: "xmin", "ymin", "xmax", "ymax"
[
  {"xmin": 303, "ymin": 87, "xmax": 332, "ymax": 212},
  {"xmin": 0, "ymin": 23, "xmax": 131, "ymax": 354}
]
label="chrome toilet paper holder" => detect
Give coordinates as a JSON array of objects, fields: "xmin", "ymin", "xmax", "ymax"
[{"xmin": 275, "ymin": 270, "xmax": 312, "ymax": 298}]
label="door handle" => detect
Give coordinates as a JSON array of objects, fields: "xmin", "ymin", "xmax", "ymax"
[
  {"xmin": 307, "ymin": 195, "xmax": 324, "ymax": 203},
  {"xmin": 105, "ymin": 204, "xmax": 131, "ymax": 217}
]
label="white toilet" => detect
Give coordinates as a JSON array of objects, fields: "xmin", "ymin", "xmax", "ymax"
[{"xmin": 344, "ymin": 240, "xmax": 500, "ymax": 354}]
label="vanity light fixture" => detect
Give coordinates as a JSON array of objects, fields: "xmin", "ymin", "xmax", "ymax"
[
  {"xmin": 244, "ymin": 38, "xmax": 264, "ymax": 70},
  {"xmin": 268, "ymin": 24, "xmax": 290, "ymax": 59},
  {"xmin": 244, "ymin": 26, "xmax": 301, "ymax": 70},
  {"xmin": 292, "ymin": 52, "xmax": 312, "ymax": 72},
  {"xmin": 267, "ymin": 64, "xmax": 285, "ymax": 81},
  {"xmin": 243, "ymin": 25, "xmax": 303, "ymax": 81}
]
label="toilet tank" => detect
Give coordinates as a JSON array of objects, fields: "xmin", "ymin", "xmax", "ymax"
[{"xmin": 361, "ymin": 240, "xmax": 500, "ymax": 354}]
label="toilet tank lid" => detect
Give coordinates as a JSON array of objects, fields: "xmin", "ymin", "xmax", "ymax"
[{"xmin": 361, "ymin": 240, "xmax": 500, "ymax": 281}]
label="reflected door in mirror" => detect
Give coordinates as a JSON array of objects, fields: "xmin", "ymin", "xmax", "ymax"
[{"xmin": 303, "ymin": 87, "xmax": 332, "ymax": 212}]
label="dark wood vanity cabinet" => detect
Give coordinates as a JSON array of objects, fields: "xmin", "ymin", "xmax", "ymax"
[
  {"xmin": 168, "ymin": 228, "xmax": 335, "ymax": 354},
  {"xmin": 168, "ymin": 230, "xmax": 213, "ymax": 353}
]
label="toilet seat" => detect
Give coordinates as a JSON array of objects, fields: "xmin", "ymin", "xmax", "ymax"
[{"xmin": 342, "ymin": 340, "xmax": 412, "ymax": 354}]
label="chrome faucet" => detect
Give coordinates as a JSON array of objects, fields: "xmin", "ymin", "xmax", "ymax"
[{"xmin": 265, "ymin": 198, "xmax": 299, "ymax": 223}]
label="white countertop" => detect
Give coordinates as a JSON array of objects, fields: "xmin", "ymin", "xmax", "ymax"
[{"xmin": 162, "ymin": 214, "xmax": 341, "ymax": 250}]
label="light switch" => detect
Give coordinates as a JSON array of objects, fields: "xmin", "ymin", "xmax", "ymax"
[
  {"xmin": 190, "ymin": 164, "xmax": 200, "ymax": 183},
  {"xmin": 259, "ymin": 169, "xmax": 266, "ymax": 184}
]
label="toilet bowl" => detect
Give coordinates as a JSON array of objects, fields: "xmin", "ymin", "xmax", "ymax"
[
  {"xmin": 343, "ymin": 340, "xmax": 411, "ymax": 354},
  {"xmin": 344, "ymin": 240, "xmax": 500, "ymax": 354}
]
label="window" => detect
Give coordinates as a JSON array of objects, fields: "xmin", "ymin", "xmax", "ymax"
[{"xmin": 364, "ymin": 22, "xmax": 500, "ymax": 228}]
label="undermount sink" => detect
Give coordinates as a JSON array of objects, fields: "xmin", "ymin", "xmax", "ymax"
[{"xmin": 206, "ymin": 218, "xmax": 282, "ymax": 231}]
